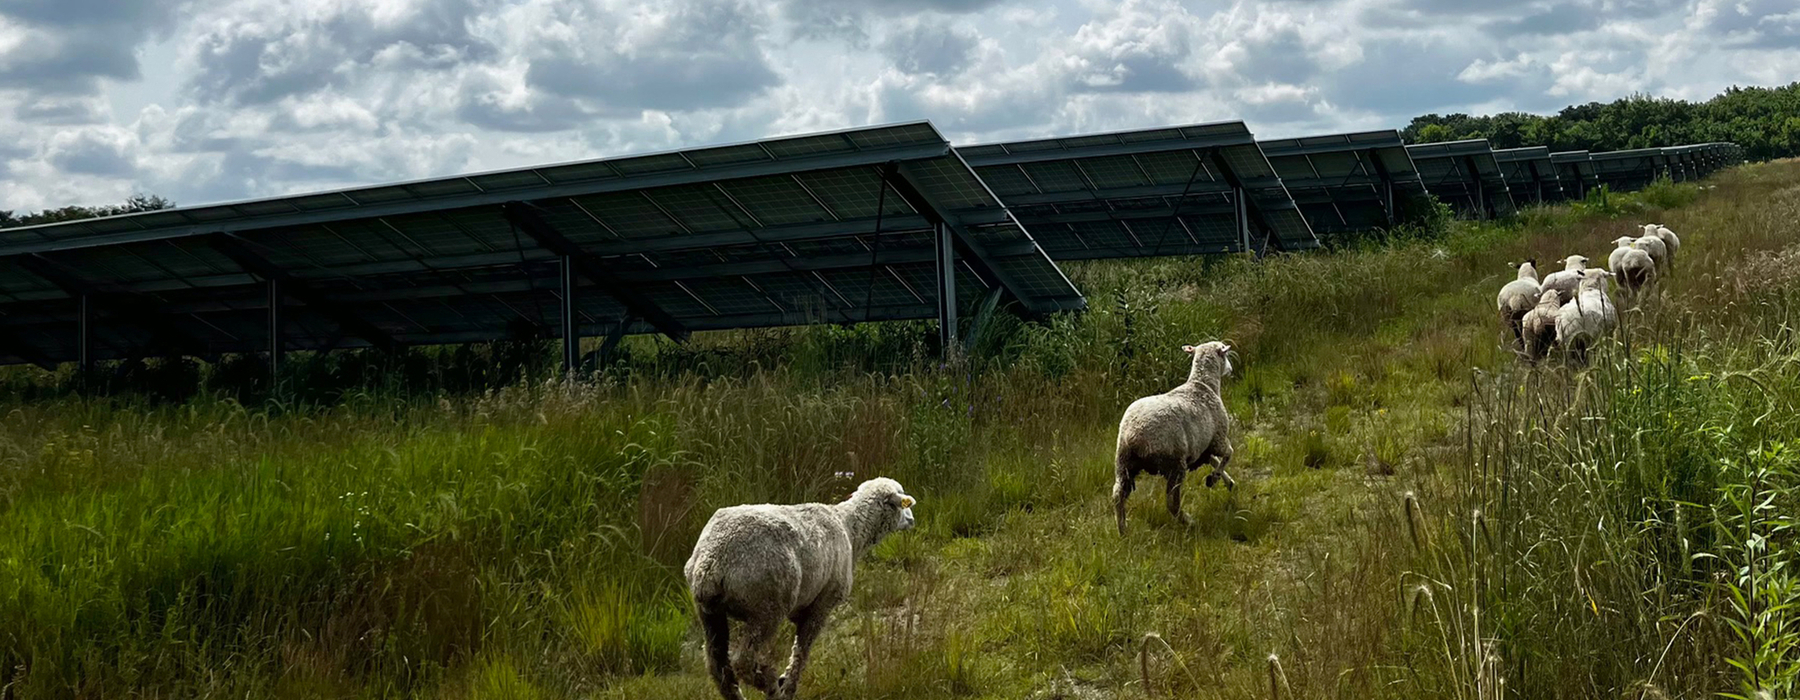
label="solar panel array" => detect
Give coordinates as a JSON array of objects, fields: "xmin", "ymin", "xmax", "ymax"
[
  {"xmin": 1406, "ymin": 140, "xmax": 1516, "ymax": 218},
  {"xmin": 0, "ymin": 122, "xmax": 1083, "ymax": 367},
  {"xmin": 1492, "ymin": 147, "xmax": 1563, "ymax": 205},
  {"xmin": 1257, "ymin": 130, "xmax": 1426, "ymax": 235},
  {"xmin": 0, "ymin": 112, "xmax": 1746, "ymax": 370},
  {"xmin": 958, "ymin": 121, "xmax": 1317, "ymax": 259}
]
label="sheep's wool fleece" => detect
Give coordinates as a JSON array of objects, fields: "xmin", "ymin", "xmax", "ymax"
[
  {"xmin": 1117, "ymin": 345, "xmax": 1230, "ymax": 463},
  {"xmin": 684, "ymin": 478, "xmax": 912, "ymax": 615},
  {"xmin": 1556, "ymin": 288, "xmax": 1617, "ymax": 343}
]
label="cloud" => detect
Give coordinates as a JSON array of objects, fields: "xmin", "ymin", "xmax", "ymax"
[
  {"xmin": 0, "ymin": 0, "xmax": 186, "ymax": 93},
  {"xmin": 182, "ymin": 0, "xmax": 494, "ymax": 106},
  {"xmin": 0, "ymin": 0, "xmax": 1794, "ymax": 212},
  {"xmin": 881, "ymin": 19, "xmax": 979, "ymax": 76}
]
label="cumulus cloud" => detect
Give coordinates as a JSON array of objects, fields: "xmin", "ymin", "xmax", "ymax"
[{"xmin": 0, "ymin": 0, "xmax": 1793, "ymax": 212}]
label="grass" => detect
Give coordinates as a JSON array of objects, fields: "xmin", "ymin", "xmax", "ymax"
[{"xmin": 0, "ymin": 163, "xmax": 1796, "ymax": 698}]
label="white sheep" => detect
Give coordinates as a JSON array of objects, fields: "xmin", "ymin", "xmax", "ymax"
[
  {"xmin": 1632, "ymin": 234, "xmax": 1670, "ymax": 275},
  {"xmin": 1540, "ymin": 255, "xmax": 1590, "ymax": 303},
  {"xmin": 1644, "ymin": 223, "xmax": 1682, "ymax": 261},
  {"xmin": 1519, "ymin": 288, "xmax": 1563, "ymax": 363},
  {"xmin": 1554, "ymin": 269, "xmax": 1618, "ymax": 365},
  {"xmin": 1496, "ymin": 259, "xmax": 1542, "ymax": 348},
  {"xmin": 1113, "ymin": 340, "xmax": 1235, "ymax": 536},
  {"xmin": 685, "ymin": 478, "xmax": 917, "ymax": 700},
  {"xmin": 1609, "ymin": 237, "xmax": 1658, "ymax": 299}
]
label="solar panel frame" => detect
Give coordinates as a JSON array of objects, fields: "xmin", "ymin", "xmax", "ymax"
[
  {"xmin": 1492, "ymin": 146, "xmax": 1565, "ymax": 204},
  {"xmin": 1256, "ymin": 130, "xmax": 1426, "ymax": 236},
  {"xmin": 1589, "ymin": 147, "xmax": 1667, "ymax": 191},
  {"xmin": 1404, "ymin": 140, "xmax": 1516, "ymax": 218},
  {"xmin": 958, "ymin": 121, "xmax": 1318, "ymax": 260},
  {"xmin": 0, "ymin": 122, "xmax": 1086, "ymax": 367}
]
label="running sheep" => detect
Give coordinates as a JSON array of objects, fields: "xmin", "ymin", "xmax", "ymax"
[
  {"xmin": 1554, "ymin": 268, "xmax": 1618, "ymax": 365},
  {"xmin": 1608, "ymin": 237, "xmax": 1658, "ymax": 299},
  {"xmin": 1541, "ymin": 255, "xmax": 1590, "ymax": 303},
  {"xmin": 685, "ymin": 478, "xmax": 917, "ymax": 700},
  {"xmin": 1644, "ymin": 223, "xmax": 1682, "ymax": 263},
  {"xmin": 1496, "ymin": 259, "xmax": 1541, "ymax": 348},
  {"xmin": 1113, "ymin": 341, "xmax": 1236, "ymax": 536},
  {"xmin": 1519, "ymin": 288, "xmax": 1563, "ymax": 363}
]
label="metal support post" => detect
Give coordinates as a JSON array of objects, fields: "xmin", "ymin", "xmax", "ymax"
[
  {"xmin": 78, "ymin": 293, "xmax": 92, "ymax": 382},
  {"xmin": 1234, "ymin": 187, "xmax": 1250, "ymax": 253},
  {"xmin": 934, "ymin": 222, "xmax": 958, "ymax": 352},
  {"xmin": 560, "ymin": 255, "xmax": 579, "ymax": 376},
  {"xmin": 267, "ymin": 279, "xmax": 282, "ymax": 381}
]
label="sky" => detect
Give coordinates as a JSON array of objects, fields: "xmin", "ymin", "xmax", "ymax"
[{"xmin": 1, "ymin": 0, "xmax": 1796, "ymax": 212}]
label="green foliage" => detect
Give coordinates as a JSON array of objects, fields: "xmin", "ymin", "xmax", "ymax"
[{"xmin": 1403, "ymin": 84, "xmax": 1800, "ymax": 161}]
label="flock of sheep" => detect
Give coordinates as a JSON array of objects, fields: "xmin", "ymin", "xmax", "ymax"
[
  {"xmin": 1498, "ymin": 223, "xmax": 1682, "ymax": 364},
  {"xmin": 678, "ymin": 226, "xmax": 1685, "ymax": 699}
]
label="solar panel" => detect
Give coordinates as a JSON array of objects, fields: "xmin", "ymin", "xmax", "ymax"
[
  {"xmin": 1256, "ymin": 130, "xmax": 1426, "ymax": 236},
  {"xmin": 0, "ymin": 122, "xmax": 1085, "ymax": 367},
  {"xmin": 1404, "ymin": 140, "xmax": 1516, "ymax": 218},
  {"xmin": 1589, "ymin": 148, "xmax": 1667, "ymax": 191},
  {"xmin": 958, "ymin": 121, "xmax": 1317, "ymax": 260},
  {"xmin": 1549, "ymin": 151, "xmax": 1598, "ymax": 199},
  {"xmin": 1492, "ymin": 146, "xmax": 1565, "ymax": 205}
]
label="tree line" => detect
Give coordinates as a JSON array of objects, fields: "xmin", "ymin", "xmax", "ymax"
[
  {"xmin": 0, "ymin": 194, "xmax": 173, "ymax": 228},
  {"xmin": 1404, "ymin": 82, "xmax": 1800, "ymax": 161}
]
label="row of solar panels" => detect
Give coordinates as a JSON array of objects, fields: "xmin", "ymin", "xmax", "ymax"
[{"xmin": 0, "ymin": 119, "xmax": 1743, "ymax": 368}]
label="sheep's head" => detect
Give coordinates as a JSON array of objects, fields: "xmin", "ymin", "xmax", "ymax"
[
  {"xmin": 1183, "ymin": 341, "xmax": 1233, "ymax": 379},
  {"xmin": 1558, "ymin": 255, "xmax": 1590, "ymax": 271},
  {"xmin": 1613, "ymin": 236, "xmax": 1636, "ymax": 248},
  {"xmin": 847, "ymin": 477, "xmax": 915, "ymax": 534},
  {"xmin": 1538, "ymin": 288, "xmax": 1563, "ymax": 305},
  {"xmin": 1513, "ymin": 260, "xmax": 1538, "ymax": 280},
  {"xmin": 1579, "ymin": 268, "xmax": 1615, "ymax": 291}
]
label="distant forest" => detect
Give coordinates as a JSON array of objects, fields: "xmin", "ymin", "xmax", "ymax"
[
  {"xmin": 4, "ymin": 83, "xmax": 1797, "ymax": 226},
  {"xmin": 1404, "ymin": 82, "xmax": 1800, "ymax": 161}
]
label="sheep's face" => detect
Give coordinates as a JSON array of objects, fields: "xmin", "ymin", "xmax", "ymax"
[
  {"xmin": 853, "ymin": 477, "xmax": 916, "ymax": 533},
  {"xmin": 1614, "ymin": 237, "xmax": 1635, "ymax": 248},
  {"xmin": 1183, "ymin": 341, "xmax": 1233, "ymax": 378}
]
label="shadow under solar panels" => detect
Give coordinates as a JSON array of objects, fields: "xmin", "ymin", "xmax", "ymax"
[
  {"xmin": 1257, "ymin": 130, "xmax": 1427, "ymax": 236},
  {"xmin": 1405, "ymin": 140, "xmax": 1516, "ymax": 219},
  {"xmin": 0, "ymin": 122, "xmax": 1085, "ymax": 368},
  {"xmin": 958, "ymin": 121, "xmax": 1317, "ymax": 260},
  {"xmin": 1550, "ymin": 151, "xmax": 1598, "ymax": 199}
]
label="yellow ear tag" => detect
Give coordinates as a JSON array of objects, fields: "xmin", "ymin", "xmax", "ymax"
[{"xmin": 900, "ymin": 496, "xmax": 915, "ymax": 508}]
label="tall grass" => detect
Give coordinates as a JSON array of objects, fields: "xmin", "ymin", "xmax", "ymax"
[{"xmin": 0, "ymin": 162, "xmax": 1793, "ymax": 698}]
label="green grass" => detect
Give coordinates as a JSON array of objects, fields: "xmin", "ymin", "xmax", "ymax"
[{"xmin": 1, "ymin": 163, "xmax": 1797, "ymax": 698}]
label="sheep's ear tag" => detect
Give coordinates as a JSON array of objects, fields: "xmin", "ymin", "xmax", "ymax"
[
  {"xmin": 1182, "ymin": 345, "xmax": 1196, "ymax": 354},
  {"xmin": 890, "ymin": 493, "xmax": 914, "ymax": 508}
]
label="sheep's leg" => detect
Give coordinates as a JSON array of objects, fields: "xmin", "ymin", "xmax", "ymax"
[
  {"xmin": 775, "ymin": 605, "xmax": 832, "ymax": 700},
  {"xmin": 1203, "ymin": 440, "xmax": 1236, "ymax": 491},
  {"xmin": 699, "ymin": 605, "xmax": 745, "ymax": 700},
  {"xmin": 1163, "ymin": 472, "xmax": 1192, "ymax": 526},
  {"xmin": 1112, "ymin": 469, "xmax": 1137, "ymax": 536},
  {"xmin": 732, "ymin": 617, "xmax": 781, "ymax": 696}
]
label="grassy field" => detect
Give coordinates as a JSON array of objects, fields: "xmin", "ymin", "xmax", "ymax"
[{"xmin": 0, "ymin": 163, "xmax": 1796, "ymax": 699}]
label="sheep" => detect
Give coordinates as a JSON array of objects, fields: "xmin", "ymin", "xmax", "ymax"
[
  {"xmin": 1540, "ymin": 255, "xmax": 1591, "ymax": 303},
  {"xmin": 685, "ymin": 478, "xmax": 917, "ymax": 700},
  {"xmin": 1113, "ymin": 340, "xmax": 1236, "ymax": 536},
  {"xmin": 1519, "ymin": 288, "xmax": 1563, "ymax": 363},
  {"xmin": 1496, "ymin": 259, "xmax": 1542, "ymax": 348},
  {"xmin": 1632, "ymin": 234, "xmax": 1670, "ymax": 275},
  {"xmin": 1644, "ymin": 223, "xmax": 1682, "ymax": 261},
  {"xmin": 1609, "ymin": 237, "xmax": 1658, "ymax": 299},
  {"xmin": 1554, "ymin": 269, "xmax": 1618, "ymax": 365}
]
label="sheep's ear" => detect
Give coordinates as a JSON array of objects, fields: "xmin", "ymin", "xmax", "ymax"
[
  {"xmin": 1182, "ymin": 345, "xmax": 1197, "ymax": 354},
  {"xmin": 1217, "ymin": 344, "xmax": 1231, "ymax": 355},
  {"xmin": 888, "ymin": 493, "xmax": 914, "ymax": 508}
]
